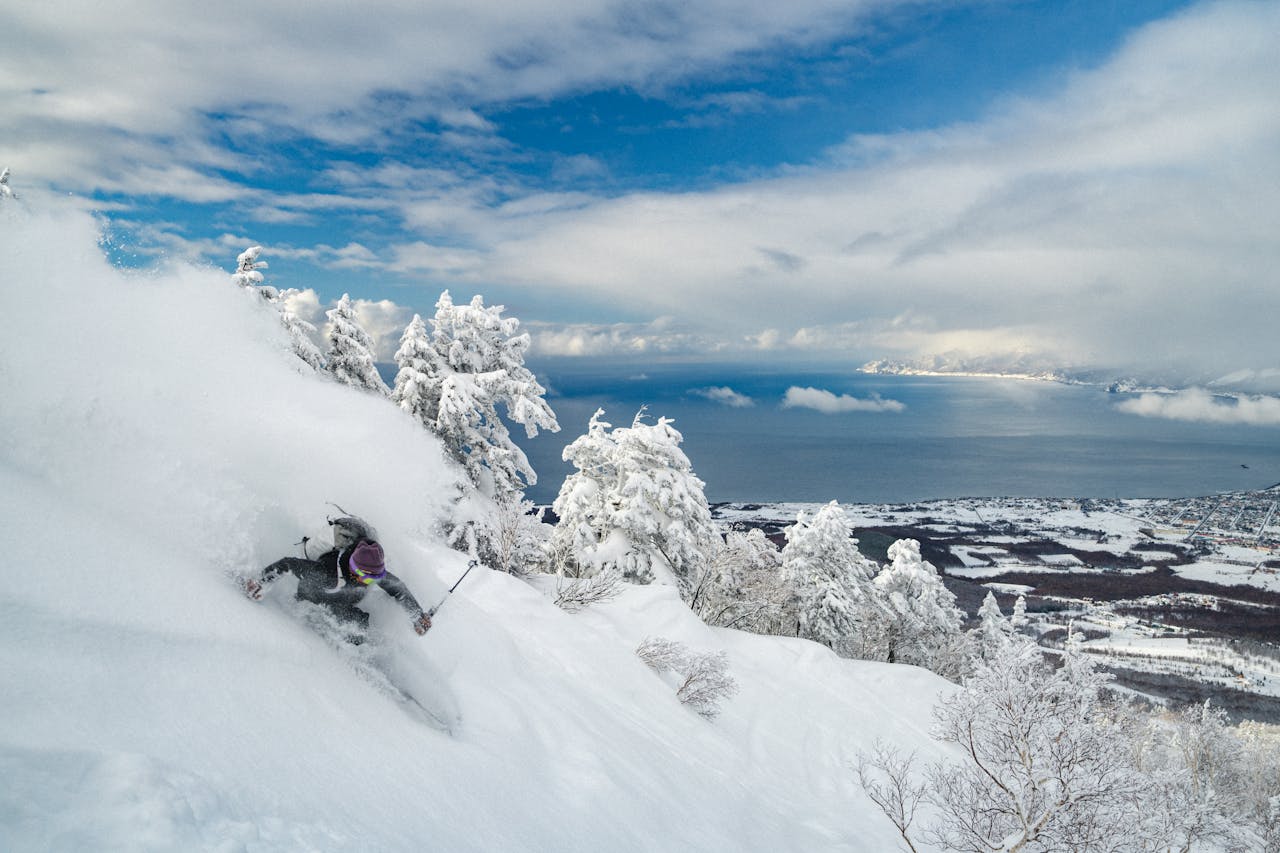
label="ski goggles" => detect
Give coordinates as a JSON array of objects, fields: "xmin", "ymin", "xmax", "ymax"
[{"xmin": 349, "ymin": 563, "xmax": 386, "ymax": 585}]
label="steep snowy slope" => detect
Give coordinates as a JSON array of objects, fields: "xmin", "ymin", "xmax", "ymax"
[{"xmin": 0, "ymin": 201, "xmax": 954, "ymax": 851}]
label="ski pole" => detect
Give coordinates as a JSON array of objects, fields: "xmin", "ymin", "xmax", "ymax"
[{"xmin": 426, "ymin": 559, "xmax": 479, "ymax": 618}]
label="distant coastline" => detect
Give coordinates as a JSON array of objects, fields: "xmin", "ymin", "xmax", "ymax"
[{"xmin": 858, "ymin": 359, "xmax": 1164, "ymax": 394}]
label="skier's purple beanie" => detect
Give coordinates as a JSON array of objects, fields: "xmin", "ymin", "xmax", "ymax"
[{"xmin": 350, "ymin": 541, "xmax": 387, "ymax": 581}]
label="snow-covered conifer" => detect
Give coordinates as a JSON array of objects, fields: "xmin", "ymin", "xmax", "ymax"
[
  {"xmin": 550, "ymin": 409, "xmax": 715, "ymax": 592},
  {"xmin": 275, "ymin": 287, "xmax": 325, "ymax": 372},
  {"xmin": 419, "ymin": 291, "xmax": 558, "ymax": 498},
  {"xmin": 779, "ymin": 501, "xmax": 876, "ymax": 654},
  {"xmin": 0, "ymin": 168, "xmax": 14, "ymax": 200},
  {"xmin": 390, "ymin": 314, "xmax": 439, "ymax": 424},
  {"xmin": 231, "ymin": 246, "xmax": 266, "ymax": 289},
  {"xmin": 973, "ymin": 591, "xmax": 1010, "ymax": 661},
  {"xmin": 864, "ymin": 539, "xmax": 965, "ymax": 675},
  {"xmin": 325, "ymin": 293, "xmax": 389, "ymax": 395},
  {"xmin": 1010, "ymin": 593, "xmax": 1027, "ymax": 630},
  {"xmin": 548, "ymin": 409, "xmax": 615, "ymax": 578}
]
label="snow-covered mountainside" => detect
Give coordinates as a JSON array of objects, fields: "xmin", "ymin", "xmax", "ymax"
[{"xmin": 0, "ymin": 202, "xmax": 954, "ymax": 850}]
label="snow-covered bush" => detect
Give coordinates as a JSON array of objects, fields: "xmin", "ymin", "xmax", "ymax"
[
  {"xmin": 675, "ymin": 651, "xmax": 738, "ymax": 719},
  {"xmin": 934, "ymin": 635, "xmax": 1144, "ymax": 851},
  {"xmin": 551, "ymin": 408, "xmax": 715, "ymax": 593},
  {"xmin": 476, "ymin": 496, "xmax": 553, "ymax": 576},
  {"xmin": 689, "ymin": 527, "xmax": 786, "ymax": 633},
  {"xmin": 326, "ymin": 293, "xmax": 389, "ymax": 394},
  {"xmin": 1133, "ymin": 701, "xmax": 1275, "ymax": 851},
  {"xmin": 636, "ymin": 637, "xmax": 739, "ymax": 719}
]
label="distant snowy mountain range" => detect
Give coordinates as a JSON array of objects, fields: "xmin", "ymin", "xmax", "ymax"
[{"xmin": 860, "ymin": 356, "xmax": 1280, "ymax": 396}]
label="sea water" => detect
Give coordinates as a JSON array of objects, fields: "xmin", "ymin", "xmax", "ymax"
[{"xmin": 512, "ymin": 362, "xmax": 1280, "ymax": 506}]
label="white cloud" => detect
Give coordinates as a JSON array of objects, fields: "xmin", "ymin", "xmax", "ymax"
[
  {"xmin": 7, "ymin": 0, "xmax": 1278, "ymax": 378},
  {"xmin": 1, "ymin": 0, "xmax": 903, "ymax": 194},
  {"xmin": 468, "ymin": 1, "xmax": 1280, "ymax": 375},
  {"xmin": 1117, "ymin": 388, "xmax": 1280, "ymax": 426},
  {"xmin": 781, "ymin": 386, "xmax": 904, "ymax": 414},
  {"xmin": 689, "ymin": 386, "xmax": 755, "ymax": 407},
  {"xmin": 522, "ymin": 319, "xmax": 725, "ymax": 358}
]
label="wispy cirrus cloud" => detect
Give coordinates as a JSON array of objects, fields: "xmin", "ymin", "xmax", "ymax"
[
  {"xmin": 782, "ymin": 386, "xmax": 904, "ymax": 414},
  {"xmin": 1117, "ymin": 388, "xmax": 1280, "ymax": 426}
]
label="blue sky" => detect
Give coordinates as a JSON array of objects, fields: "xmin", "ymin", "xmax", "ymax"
[{"xmin": 4, "ymin": 0, "xmax": 1277, "ymax": 380}]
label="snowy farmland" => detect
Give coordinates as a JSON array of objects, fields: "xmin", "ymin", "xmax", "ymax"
[{"xmin": 716, "ymin": 491, "xmax": 1280, "ymax": 720}]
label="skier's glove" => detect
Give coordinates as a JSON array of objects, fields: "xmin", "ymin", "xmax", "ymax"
[
  {"xmin": 244, "ymin": 578, "xmax": 265, "ymax": 601},
  {"xmin": 412, "ymin": 613, "xmax": 432, "ymax": 636}
]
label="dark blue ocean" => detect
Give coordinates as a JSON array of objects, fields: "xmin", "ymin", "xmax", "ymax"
[{"xmin": 505, "ymin": 361, "xmax": 1280, "ymax": 506}]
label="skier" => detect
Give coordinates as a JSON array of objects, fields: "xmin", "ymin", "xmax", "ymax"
[{"xmin": 245, "ymin": 534, "xmax": 432, "ymax": 638}]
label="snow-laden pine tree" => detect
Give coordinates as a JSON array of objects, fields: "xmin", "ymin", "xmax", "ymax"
[
  {"xmin": 862, "ymin": 538, "xmax": 966, "ymax": 674},
  {"xmin": 416, "ymin": 291, "xmax": 558, "ymax": 499},
  {"xmin": 550, "ymin": 408, "xmax": 715, "ymax": 592},
  {"xmin": 973, "ymin": 591, "xmax": 1011, "ymax": 661},
  {"xmin": 0, "ymin": 168, "xmax": 14, "ymax": 200},
  {"xmin": 325, "ymin": 293, "xmax": 389, "ymax": 395},
  {"xmin": 231, "ymin": 246, "xmax": 270, "ymax": 292},
  {"xmin": 228, "ymin": 247, "xmax": 322, "ymax": 371},
  {"xmin": 548, "ymin": 409, "xmax": 616, "ymax": 576},
  {"xmin": 779, "ymin": 501, "xmax": 876, "ymax": 654},
  {"xmin": 1010, "ymin": 593, "xmax": 1027, "ymax": 630},
  {"xmin": 390, "ymin": 314, "xmax": 439, "ymax": 424},
  {"xmin": 274, "ymin": 288, "xmax": 325, "ymax": 372}
]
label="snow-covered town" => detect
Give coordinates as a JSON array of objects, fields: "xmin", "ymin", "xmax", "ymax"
[{"xmin": 717, "ymin": 490, "xmax": 1280, "ymax": 720}]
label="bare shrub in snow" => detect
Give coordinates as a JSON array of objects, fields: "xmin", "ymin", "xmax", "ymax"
[
  {"xmin": 477, "ymin": 496, "xmax": 552, "ymax": 576},
  {"xmin": 636, "ymin": 637, "xmax": 738, "ymax": 719},
  {"xmin": 856, "ymin": 742, "xmax": 925, "ymax": 853},
  {"xmin": 553, "ymin": 568, "xmax": 622, "ymax": 613},
  {"xmin": 675, "ymin": 650, "xmax": 738, "ymax": 719},
  {"xmin": 636, "ymin": 636, "xmax": 689, "ymax": 672}
]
